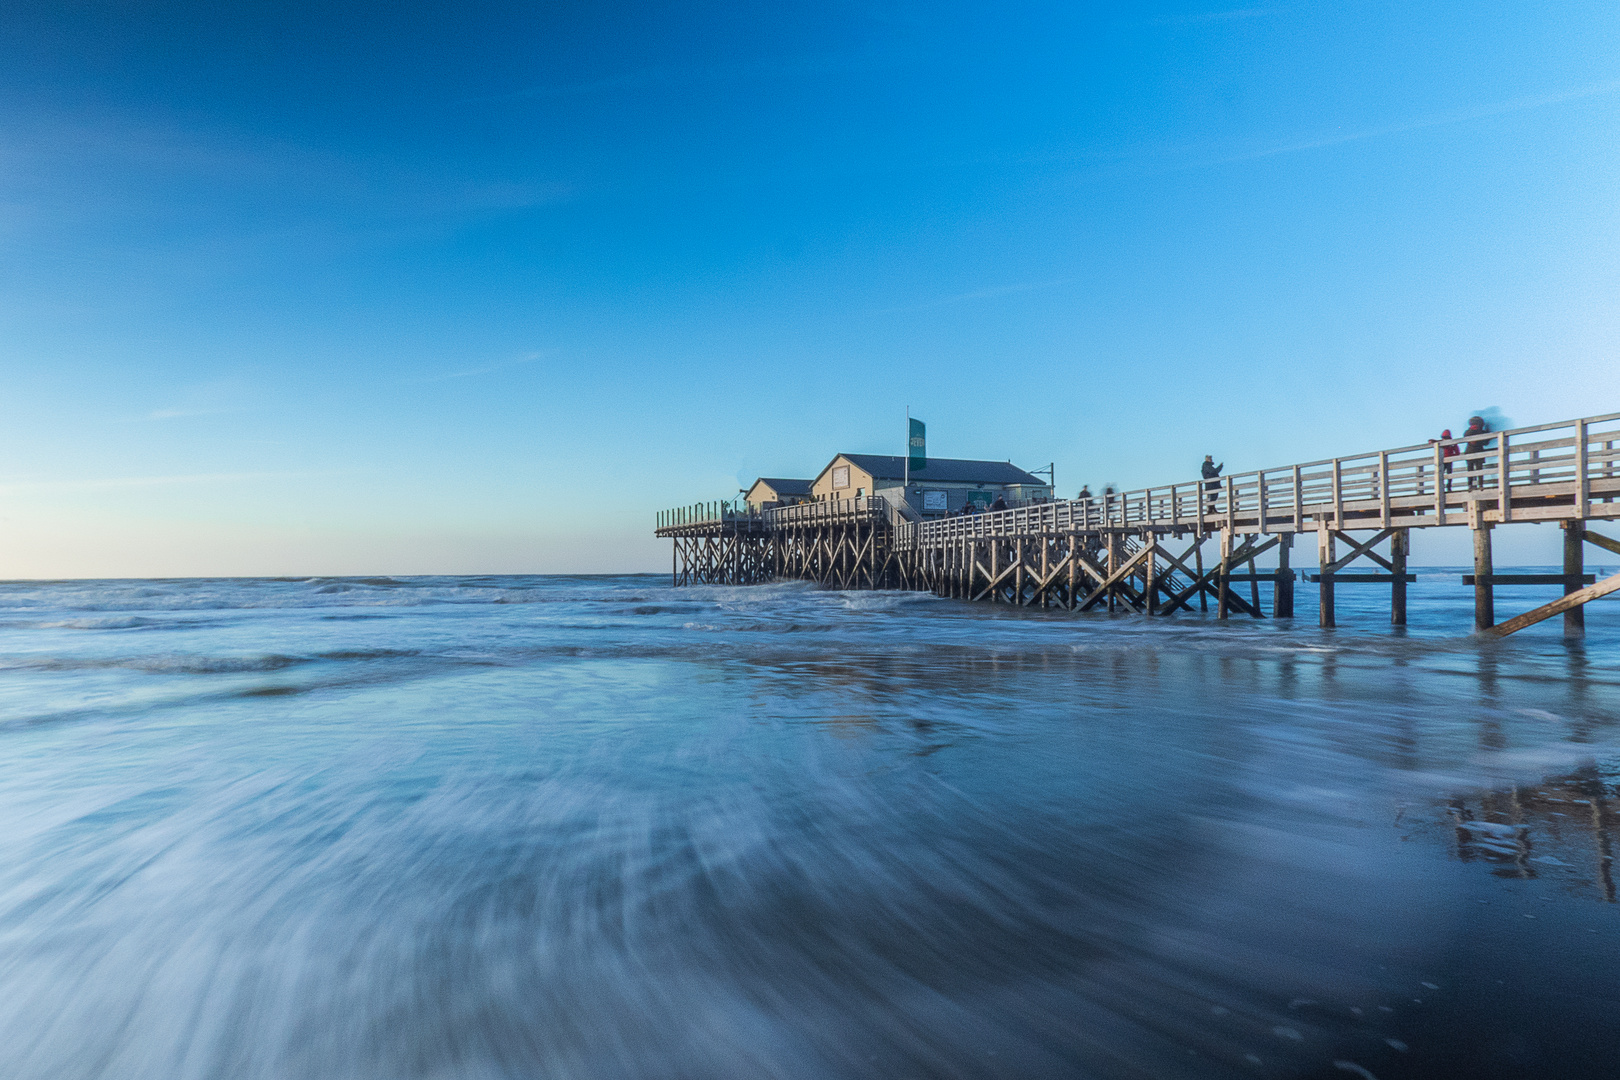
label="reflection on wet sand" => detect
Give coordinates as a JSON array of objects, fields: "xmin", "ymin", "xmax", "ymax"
[{"xmin": 1447, "ymin": 765, "xmax": 1617, "ymax": 901}]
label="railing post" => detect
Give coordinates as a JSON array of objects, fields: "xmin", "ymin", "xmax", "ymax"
[
  {"xmin": 1331, "ymin": 459, "xmax": 1343, "ymax": 528},
  {"xmin": 1433, "ymin": 441, "xmax": 1447, "ymax": 525},
  {"xmin": 1575, "ymin": 419, "xmax": 1589, "ymax": 518},
  {"xmin": 1378, "ymin": 450, "xmax": 1389, "ymax": 528},
  {"xmin": 1292, "ymin": 465, "xmax": 1303, "ymax": 533},
  {"xmin": 1497, "ymin": 433, "xmax": 1511, "ymax": 522},
  {"xmin": 1257, "ymin": 471, "xmax": 1268, "ymax": 533}
]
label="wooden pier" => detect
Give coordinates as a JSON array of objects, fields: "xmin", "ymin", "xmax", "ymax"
[{"xmin": 656, "ymin": 412, "xmax": 1620, "ymax": 636}]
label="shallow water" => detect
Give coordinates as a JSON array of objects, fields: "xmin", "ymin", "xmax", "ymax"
[{"xmin": 0, "ymin": 571, "xmax": 1616, "ymax": 1079}]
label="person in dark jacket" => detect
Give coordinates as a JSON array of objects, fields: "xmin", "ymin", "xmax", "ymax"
[
  {"xmin": 990, "ymin": 495, "xmax": 1008, "ymax": 512},
  {"xmin": 1202, "ymin": 455, "xmax": 1223, "ymax": 511},
  {"xmin": 1463, "ymin": 416, "xmax": 1490, "ymax": 489}
]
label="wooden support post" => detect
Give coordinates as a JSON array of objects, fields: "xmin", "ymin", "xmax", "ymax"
[
  {"xmin": 1107, "ymin": 533, "xmax": 1120, "ymax": 612},
  {"xmin": 1247, "ymin": 537, "xmax": 1262, "ymax": 616},
  {"xmin": 990, "ymin": 538, "xmax": 1000, "ymax": 603},
  {"xmin": 1144, "ymin": 534, "xmax": 1158, "ymax": 616},
  {"xmin": 1195, "ymin": 534, "xmax": 1207, "ymax": 611},
  {"xmin": 1318, "ymin": 519, "xmax": 1336, "ymax": 628},
  {"xmin": 1015, "ymin": 537, "xmax": 1025, "ymax": 604},
  {"xmin": 1391, "ymin": 528, "xmax": 1408, "ymax": 626},
  {"xmin": 1473, "ymin": 522, "xmax": 1495, "ymax": 631},
  {"xmin": 1217, "ymin": 530, "xmax": 1232, "ymax": 620},
  {"xmin": 1067, "ymin": 533, "xmax": 1078, "ymax": 609},
  {"xmin": 1275, "ymin": 535, "xmax": 1294, "ymax": 617},
  {"xmin": 1564, "ymin": 520, "xmax": 1586, "ymax": 638}
]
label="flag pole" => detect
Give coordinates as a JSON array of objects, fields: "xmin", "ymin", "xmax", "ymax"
[{"xmin": 904, "ymin": 406, "xmax": 910, "ymax": 490}]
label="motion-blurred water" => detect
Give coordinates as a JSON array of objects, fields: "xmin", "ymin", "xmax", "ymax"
[{"xmin": 1, "ymin": 572, "xmax": 1616, "ymax": 1079}]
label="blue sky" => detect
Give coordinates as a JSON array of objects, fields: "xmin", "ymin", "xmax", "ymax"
[{"xmin": 2, "ymin": 1, "xmax": 1617, "ymax": 574}]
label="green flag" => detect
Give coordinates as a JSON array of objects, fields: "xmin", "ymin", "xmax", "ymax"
[{"xmin": 908, "ymin": 418, "xmax": 926, "ymax": 472}]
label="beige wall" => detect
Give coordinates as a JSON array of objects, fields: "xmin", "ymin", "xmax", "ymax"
[
  {"xmin": 810, "ymin": 457, "xmax": 1050, "ymax": 507},
  {"xmin": 810, "ymin": 457, "xmax": 876, "ymax": 501}
]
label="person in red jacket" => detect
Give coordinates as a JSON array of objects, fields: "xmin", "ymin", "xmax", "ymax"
[{"xmin": 1429, "ymin": 429, "xmax": 1461, "ymax": 492}]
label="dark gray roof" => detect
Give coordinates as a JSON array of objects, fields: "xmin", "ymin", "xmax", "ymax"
[
  {"xmin": 752, "ymin": 477, "xmax": 812, "ymax": 495},
  {"xmin": 836, "ymin": 454, "xmax": 1045, "ymax": 485}
]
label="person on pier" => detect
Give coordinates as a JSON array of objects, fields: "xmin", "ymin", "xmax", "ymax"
[
  {"xmin": 1463, "ymin": 415, "xmax": 1491, "ymax": 490},
  {"xmin": 1429, "ymin": 429, "xmax": 1460, "ymax": 492},
  {"xmin": 990, "ymin": 495, "xmax": 1007, "ymax": 512},
  {"xmin": 1201, "ymin": 455, "xmax": 1223, "ymax": 511}
]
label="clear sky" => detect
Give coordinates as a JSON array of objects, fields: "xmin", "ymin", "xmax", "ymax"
[{"xmin": 2, "ymin": 1, "xmax": 1617, "ymax": 575}]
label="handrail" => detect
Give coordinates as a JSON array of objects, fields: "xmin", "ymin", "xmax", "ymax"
[
  {"xmin": 909, "ymin": 411, "xmax": 1620, "ymax": 543},
  {"xmin": 654, "ymin": 410, "xmax": 1620, "ymax": 541}
]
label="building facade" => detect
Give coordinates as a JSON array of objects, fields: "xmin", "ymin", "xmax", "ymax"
[
  {"xmin": 744, "ymin": 477, "xmax": 813, "ymax": 511},
  {"xmin": 808, "ymin": 454, "xmax": 1051, "ymax": 516}
]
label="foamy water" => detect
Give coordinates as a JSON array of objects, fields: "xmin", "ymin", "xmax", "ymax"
[{"xmin": 0, "ymin": 573, "xmax": 1616, "ymax": 1079}]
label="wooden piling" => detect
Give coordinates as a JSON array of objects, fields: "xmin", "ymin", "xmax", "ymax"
[
  {"xmin": 1473, "ymin": 523, "xmax": 1495, "ymax": 631},
  {"xmin": 1275, "ymin": 535, "xmax": 1294, "ymax": 618},
  {"xmin": 1318, "ymin": 520, "xmax": 1336, "ymax": 628},
  {"xmin": 1391, "ymin": 529, "xmax": 1408, "ymax": 626},
  {"xmin": 1144, "ymin": 534, "xmax": 1158, "ymax": 616},
  {"xmin": 1107, "ymin": 533, "xmax": 1119, "ymax": 612},
  {"xmin": 1564, "ymin": 520, "xmax": 1585, "ymax": 638},
  {"xmin": 1195, "ymin": 535, "xmax": 1207, "ymax": 612}
]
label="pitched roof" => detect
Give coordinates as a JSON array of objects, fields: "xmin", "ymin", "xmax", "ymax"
[
  {"xmin": 750, "ymin": 477, "xmax": 812, "ymax": 495},
  {"xmin": 833, "ymin": 454, "xmax": 1046, "ymax": 485}
]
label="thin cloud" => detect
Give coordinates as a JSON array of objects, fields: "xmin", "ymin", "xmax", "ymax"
[
  {"xmin": 144, "ymin": 407, "xmax": 240, "ymax": 420},
  {"xmin": 878, "ymin": 278, "xmax": 1073, "ymax": 314},
  {"xmin": 0, "ymin": 472, "xmax": 305, "ymax": 496},
  {"xmin": 1148, "ymin": 8, "xmax": 1282, "ymax": 26},
  {"xmin": 1225, "ymin": 77, "xmax": 1620, "ymax": 163},
  {"xmin": 458, "ymin": 48, "xmax": 887, "ymax": 107},
  {"xmin": 408, "ymin": 351, "xmax": 547, "ymax": 383}
]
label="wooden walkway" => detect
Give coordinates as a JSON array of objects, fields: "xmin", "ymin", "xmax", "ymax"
[{"xmin": 656, "ymin": 411, "xmax": 1620, "ymax": 636}]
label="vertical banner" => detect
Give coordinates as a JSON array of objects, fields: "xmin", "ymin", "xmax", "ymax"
[{"xmin": 908, "ymin": 418, "xmax": 926, "ymax": 472}]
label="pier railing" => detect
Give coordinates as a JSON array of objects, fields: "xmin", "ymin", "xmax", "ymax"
[
  {"xmin": 656, "ymin": 502, "xmax": 762, "ymax": 531},
  {"xmin": 655, "ymin": 496, "xmax": 895, "ymax": 536},
  {"xmin": 907, "ymin": 411, "xmax": 1620, "ymax": 543},
  {"xmin": 761, "ymin": 495, "xmax": 890, "ymax": 527}
]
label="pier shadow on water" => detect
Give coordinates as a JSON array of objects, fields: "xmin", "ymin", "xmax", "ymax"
[{"xmin": 0, "ymin": 573, "xmax": 1615, "ymax": 1079}]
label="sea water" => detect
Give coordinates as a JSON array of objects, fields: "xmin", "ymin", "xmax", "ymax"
[{"xmin": 0, "ymin": 572, "xmax": 1616, "ymax": 1079}]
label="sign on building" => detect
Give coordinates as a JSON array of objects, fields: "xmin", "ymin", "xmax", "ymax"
[
  {"xmin": 832, "ymin": 466, "xmax": 850, "ymax": 489},
  {"xmin": 922, "ymin": 490, "xmax": 947, "ymax": 511}
]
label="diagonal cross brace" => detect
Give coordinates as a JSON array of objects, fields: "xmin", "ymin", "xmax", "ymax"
[
  {"xmin": 1079, "ymin": 541, "xmax": 1157, "ymax": 611},
  {"xmin": 1326, "ymin": 529, "xmax": 1395, "ymax": 574},
  {"xmin": 1159, "ymin": 535, "xmax": 1277, "ymax": 615}
]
